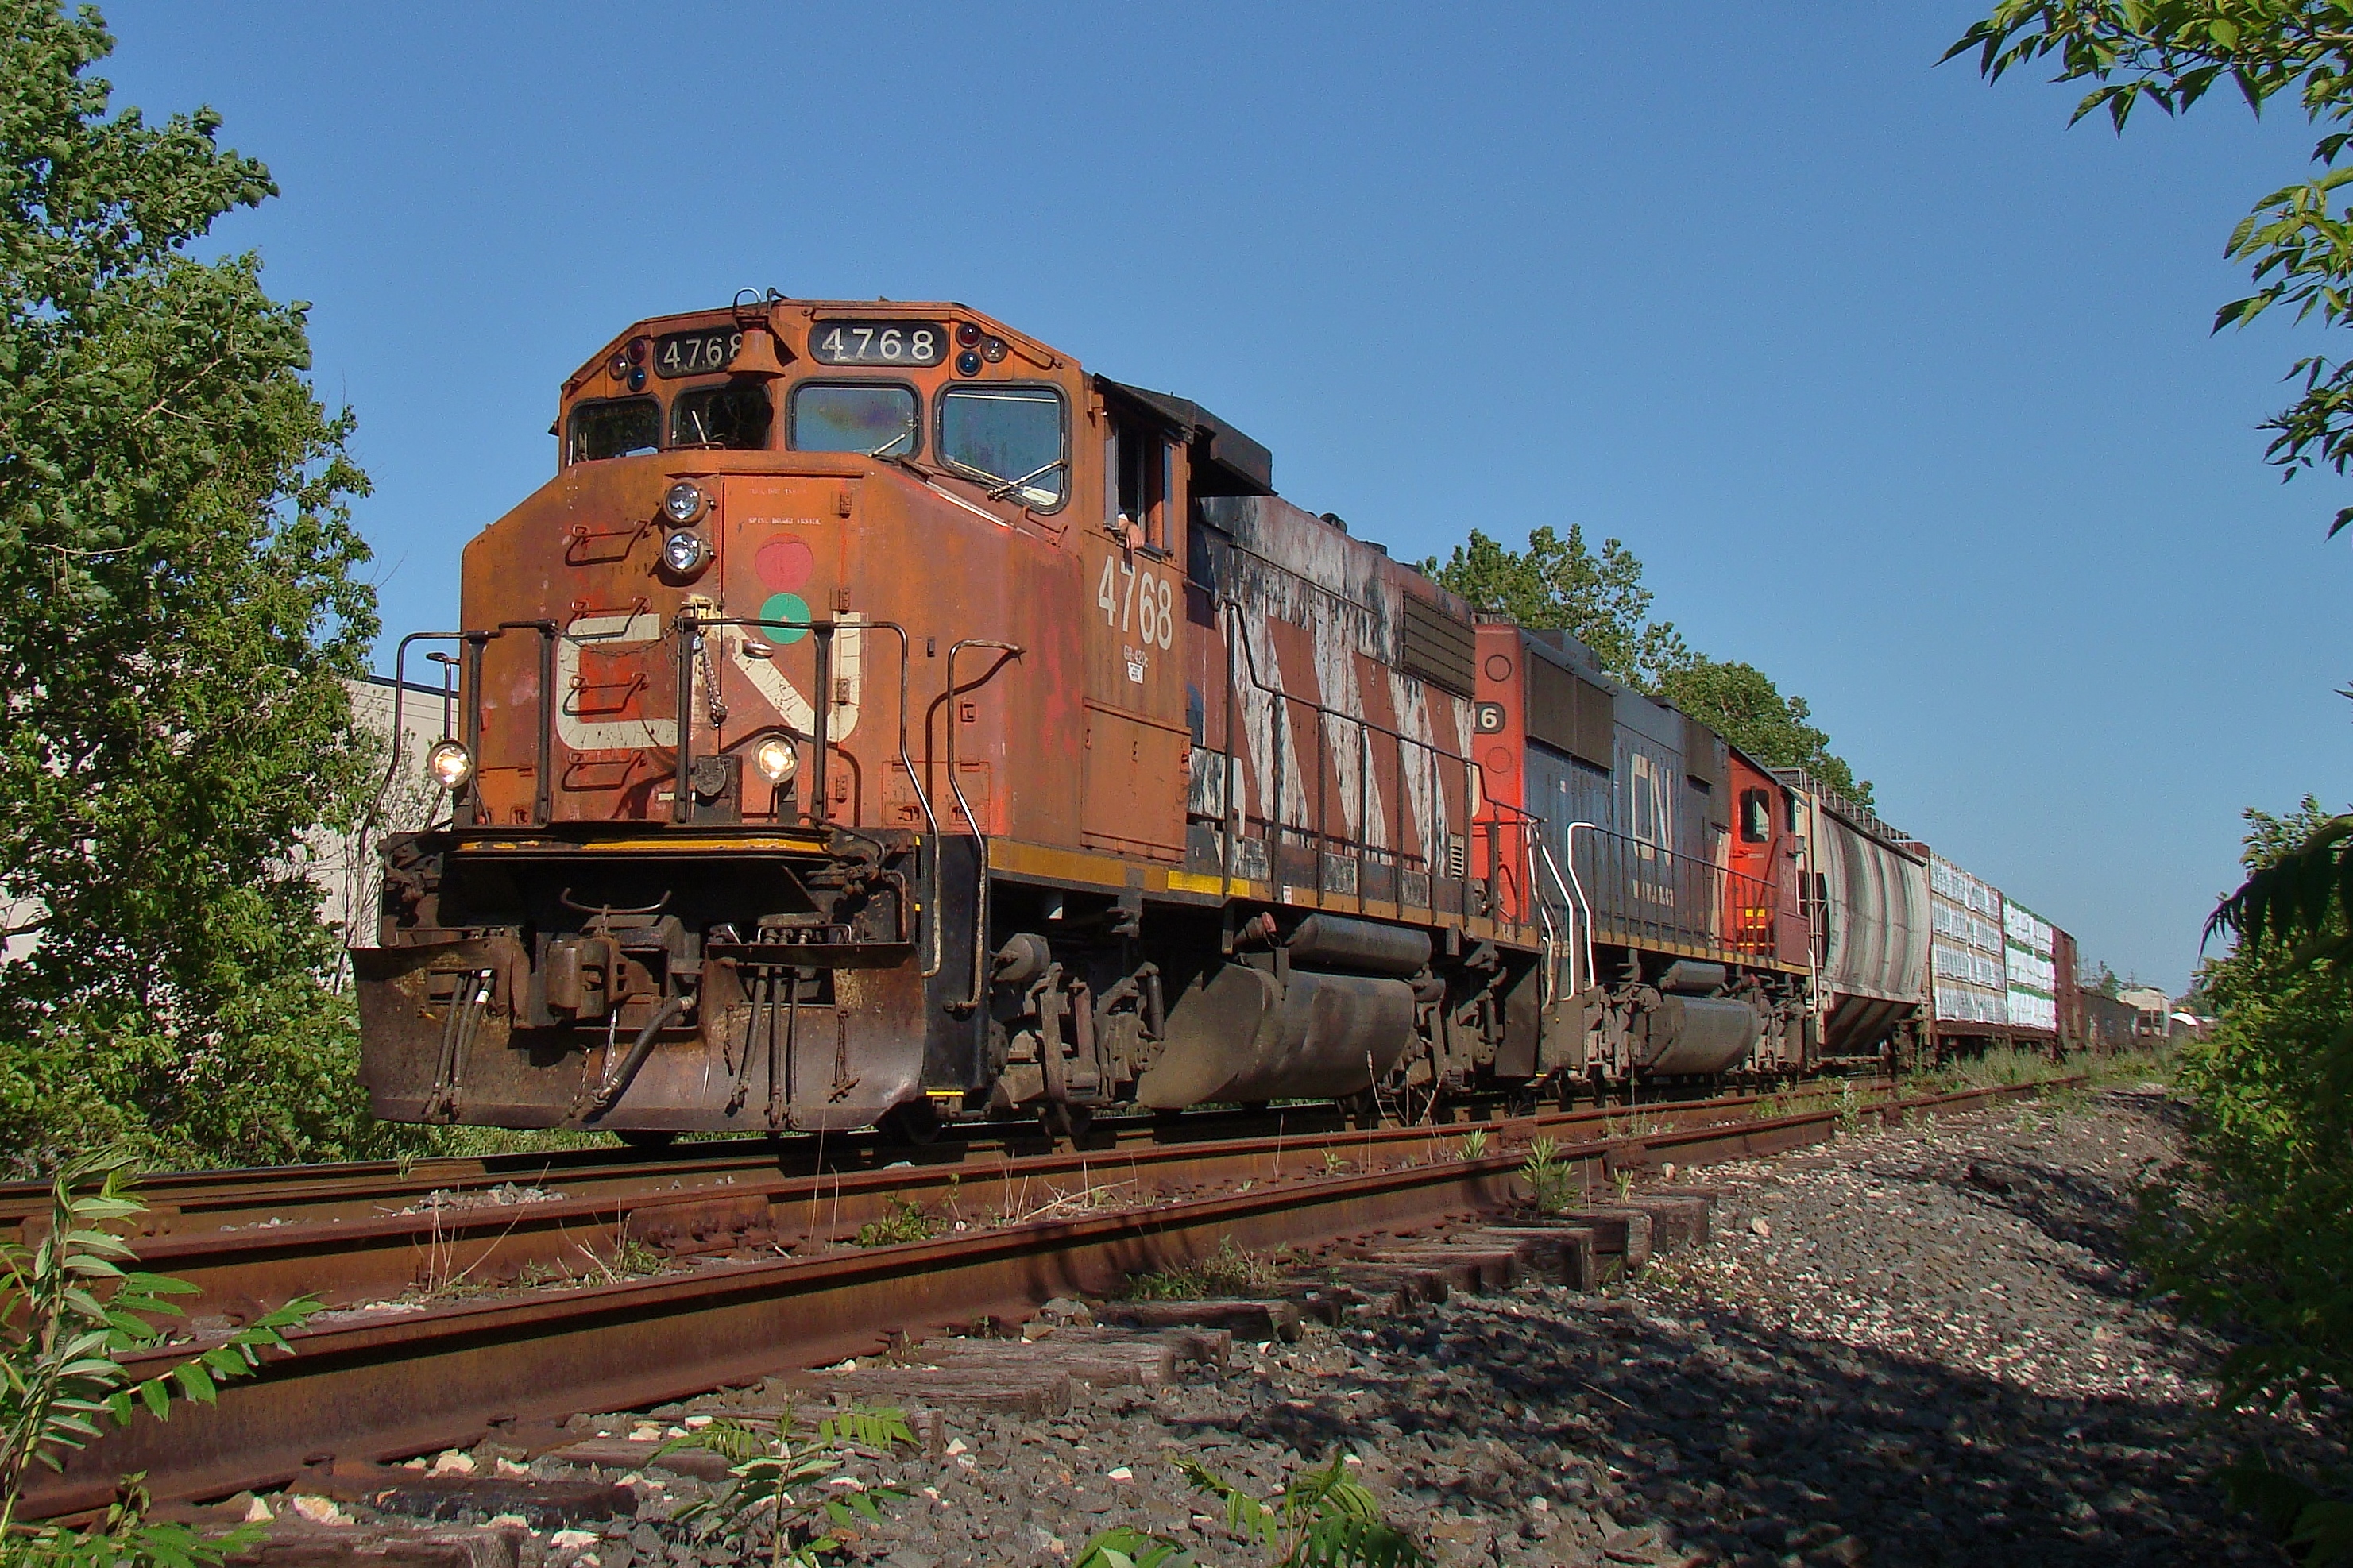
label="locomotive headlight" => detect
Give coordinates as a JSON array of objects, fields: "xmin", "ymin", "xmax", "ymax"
[
  {"xmin": 661, "ymin": 528, "xmax": 710, "ymax": 576},
  {"xmin": 753, "ymin": 736, "xmax": 798, "ymax": 784},
  {"xmin": 663, "ymin": 481, "xmax": 705, "ymax": 523},
  {"xmin": 425, "ymin": 739, "xmax": 473, "ymax": 791}
]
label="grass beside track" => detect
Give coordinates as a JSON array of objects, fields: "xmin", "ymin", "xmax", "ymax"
[{"xmin": 1905, "ymin": 1041, "xmax": 2177, "ymax": 1099}]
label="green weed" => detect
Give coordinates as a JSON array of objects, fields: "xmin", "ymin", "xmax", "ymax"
[
  {"xmin": 1124, "ymin": 1238, "xmax": 1289, "ymax": 1300},
  {"xmin": 661, "ymin": 1405, "xmax": 913, "ymax": 1568},
  {"xmin": 854, "ymin": 1196, "xmax": 941, "ymax": 1248},
  {"xmin": 1520, "ymin": 1136, "xmax": 1581, "ymax": 1215},
  {"xmin": 1077, "ymin": 1449, "xmax": 1429, "ymax": 1567},
  {"xmin": 2, "ymin": 1153, "xmax": 321, "ymax": 1564}
]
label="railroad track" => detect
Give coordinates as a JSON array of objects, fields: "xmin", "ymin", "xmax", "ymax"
[
  {"xmin": 16, "ymin": 1075, "xmax": 2069, "ymax": 1520},
  {"xmin": 0, "ymin": 1079, "xmax": 1891, "ymax": 1235},
  {"xmin": 0, "ymin": 1087, "xmax": 1887, "ymax": 1321}
]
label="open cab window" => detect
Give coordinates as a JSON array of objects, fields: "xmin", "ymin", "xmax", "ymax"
[
  {"xmin": 1106, "ymin": 416, "xmax": 1172, "ymax": 553},
  {"xmin": 1741, "ymin": 787, "xmax": 1772, "ymax": 844},
  {"xmin": 568, "ymin": 397, "xmax": 660, "ymax": 463},
  {"xmin": 671, "ymin": 383, "xmax": 772, "ymax": 450},
  {"xmin": 939, "ymin": 385, "xmax": 1065, "ymax": 508}
]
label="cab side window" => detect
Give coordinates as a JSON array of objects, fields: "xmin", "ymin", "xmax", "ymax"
[
  {"xmin": 1741, "ymin": 787, "xmax": 1772, "ymax": 844},
  {"xmin": 1106, "ymin": 415, "xmax": 1171, "ymax": 553}
]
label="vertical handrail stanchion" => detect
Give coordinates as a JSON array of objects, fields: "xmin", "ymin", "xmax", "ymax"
[
  {"xmin": 534, "ymin": 624, "xmax": 555, "ymax": 825},
  {"xmin": 1223, "ymin": 612, "xmax": 1239, "ymax": 884},
  {"xmin": 1449, "ymin": 758, "xmax": 1468, "ymax": 917},
  {"xmin": 1314, "ymin": 708, "xmax": 1327, "ymax": 898},
  {"xmin": 462, "ymin": 631, "xmax": 489, "ymax": 828},
  {"xmin": 1356, "ymin": 724, "xmax": 1370, "ymax": 913},
  {"xmin": 1270, "ymin": 683, "xmax": 1285, "ymax": 881},
  {"xmin": 670, "ymin": 613, "xmax": 694, "ymax": 825},
  {"xmin": 809, "ymin": 626, "xmax": 833, "ymax": 826}
]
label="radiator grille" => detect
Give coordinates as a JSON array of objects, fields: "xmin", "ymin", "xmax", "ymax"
[
  {"xmin": 1527, "ymin": 657, "xmax": 1613, "ymax": 769},
  {"xmin": 1400, "ymin": 597, "xmax": 1475, "ymax": 697}
]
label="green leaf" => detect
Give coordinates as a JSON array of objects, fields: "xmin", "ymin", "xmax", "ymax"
[
  {"xmin": 2292, "ymin": 1499, "xmax": 2353, "ymax": 1564},
  {"xmin": 172, "ymin": 1358, "xmax": 218, "ymax": 1403},
  {"xmin": 1075, "ymin": 1527, "xmax": 1188, "ymax": 1568}
]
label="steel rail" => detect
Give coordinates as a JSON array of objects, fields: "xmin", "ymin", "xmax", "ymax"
[
  {"xmin": 19, "ymin": 1090, "xmax": 1872, "ymax": 1323},
  {"xmin": 0, "ymin": 1081, "xmax": 1891, "ymax": 1235},
  {"xmin": 15, "ymin": 1075, "xmax": 2075, "ymax": 1520}
]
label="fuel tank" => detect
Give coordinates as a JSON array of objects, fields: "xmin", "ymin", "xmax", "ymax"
[
  {"xmin": 1283, "ymin": 913, "xmax": 1432, "ymax": 975},
  {"xmin": 1135, "ymin": 960, "xmax": 1416, "ymax": 1107},
  {"xmin": 1632, "ymin": 992, "xmax": 1762, "ymax": 1076}
]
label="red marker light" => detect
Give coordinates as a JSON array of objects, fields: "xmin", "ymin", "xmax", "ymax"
[{"xmin": 956, "ymin": 323, "xmax": 982, "ymax": 348}]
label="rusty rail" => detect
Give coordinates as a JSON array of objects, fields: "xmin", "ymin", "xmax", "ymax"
[
  {"xmin": 0, "ymin": 1081, "xmax": 1891, "ymax": 1235},
  {"xmin": 16, "ymin": 1075, "xmax": 2076, "ymax": 1519}
]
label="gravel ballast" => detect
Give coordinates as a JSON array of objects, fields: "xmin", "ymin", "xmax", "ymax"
[{"xmin": 265, "ymin": 1084, "xmax": 2343, "ymax": 1566}]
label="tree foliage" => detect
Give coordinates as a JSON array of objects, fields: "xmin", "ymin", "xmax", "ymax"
[
  {"xmin": 0, "ymin": 1, "xmax": 395, "ymax": 1170},
  {"xmin": 1420, "ymin": 525, "xmax": 1689, "ymax": 692},
  {"xmin": 1422, "ymin": 527, "xmax": 1872, "ymax": 804},
  {"xmin": 1656, "ymin": 656, "xmax": 1874, "ymax": 807},
  {"xmin": 2137, "ymin": 797, "xmax": 2353, "ymax": 1557},
  {"xmin": 1949, "ymin": 2, "xmax": 2353, "ymax": 535}
]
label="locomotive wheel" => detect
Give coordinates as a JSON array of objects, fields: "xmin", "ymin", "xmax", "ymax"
[
  {"xmin": 876, "ymin": 1099, "xmax": 942, "ymax": 1147},
  {"xmin": 616, "ymin": 1130, "xmax": 678, "ymax": 1151},
  {"xmin": 1043, "ymin": 1103, "xmax": 1095, "ymax": 1141}
]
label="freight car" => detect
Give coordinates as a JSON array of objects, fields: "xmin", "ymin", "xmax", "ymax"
[{"xmin": 352, "ymin": 295, "xmax": 2068, "ymax": 1136}]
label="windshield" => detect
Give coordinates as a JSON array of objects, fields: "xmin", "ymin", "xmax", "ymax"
[
  {"xmin": 939, "ymin": 386, "xmax": 1065, "ymax": 507},
  {"xmin": 672, "ymin": 382, "xmax": 771, "ymax": 450},
  {"xmin": 792, "ymin": 383, "xmax": 918, "ymax": 456},
  {"xmin": 568, "ymin": 397, "xmax": 660, "ymax": 463}
]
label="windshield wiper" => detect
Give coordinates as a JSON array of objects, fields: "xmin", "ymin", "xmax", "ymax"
[
  {"xmin": 867, "ymin": 427, "xmax": 915, "ymax": 458},
  {"xmin": 983, "ymin": 456, "xmax": 1065, "ymax": 502}
]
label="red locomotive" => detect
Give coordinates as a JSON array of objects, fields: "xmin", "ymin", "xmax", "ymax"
[{"xmin": 354, "ymin": 295, "xmax": 1964, "ymax": 1140}]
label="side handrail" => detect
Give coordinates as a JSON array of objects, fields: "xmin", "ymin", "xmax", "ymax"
[
  {"xmin": 1221, "ymin": 601, "xmax": 1487, "ymax": 919},
  {"xmin": 365, "ymin": 631, "xmax": 462, "ymax": 844},
  {"xmin": 1557, "ymin": 820, "xmax": 1779, "ymax": 963},
  {"xmin": 1540, "ymin": 828, "xmax": 1596, "ymax": 998},
  {"xmin": 946, "ymin": 638, "xmax": 1022, "ymax": 1013}
]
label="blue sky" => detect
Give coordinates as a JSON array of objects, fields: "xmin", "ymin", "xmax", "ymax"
[{"xmin": 101, "ymin": 3, "xmax": 2352, "ymax": 994}]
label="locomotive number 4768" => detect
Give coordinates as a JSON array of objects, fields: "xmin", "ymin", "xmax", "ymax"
[{"xmin": 1097, "ymin": 556, "xmax": 1174, "ymax": 651}]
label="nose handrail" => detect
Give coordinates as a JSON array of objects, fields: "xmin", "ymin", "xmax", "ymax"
[{"xmin": 682, "ymin": 613, "xmax": 952, "ymax": 979}]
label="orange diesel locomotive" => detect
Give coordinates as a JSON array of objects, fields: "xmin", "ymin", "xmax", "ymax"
[{"xmin": 356, "ymin": 295, "xmax": 1826, "ymax": 1139}]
